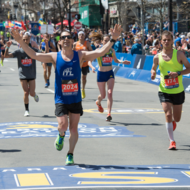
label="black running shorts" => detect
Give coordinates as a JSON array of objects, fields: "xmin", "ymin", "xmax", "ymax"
[
  {"xmin": 158, "ymin": 91, "xmax": 185, "ymax": 105},
  {"xmin": 82, "ymin": 66, "xmax": 89, "ymax": 76},
  {"xmin": 55, "ymin": 102, "xmax": 83, "ymax": 117}
]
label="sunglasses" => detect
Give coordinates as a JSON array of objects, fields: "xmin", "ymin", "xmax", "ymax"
[{"xmin": 60, "ymin": 35, "xmax": 72, "ymax": 40}]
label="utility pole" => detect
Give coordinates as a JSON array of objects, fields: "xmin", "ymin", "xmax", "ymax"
[
  {"xmin": 141, "ymin": 0, "xmax": 144, "ymax": 54},
  {"xmin": 68, "ymin": 0, "xmax": 71, "ymax": 32},
  {"xmin": 43, "ymin": 0, "xmax": 45, "ymax": 22},
  {"xmin": 168, "ymin": 0, "xmax": 173, "ymax": 32},
  {"xmin": 106, "ymin": 9, "xmax": 109, "ymax": 34}
]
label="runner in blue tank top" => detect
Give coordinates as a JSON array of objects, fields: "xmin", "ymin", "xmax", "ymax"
[
  {"xmin": 11, "ymin": 25, "xmax": 122, "ymax": 165},
  {"xmin": 40, "ymin": 33, "xmax": 56, "ymax": 88}
]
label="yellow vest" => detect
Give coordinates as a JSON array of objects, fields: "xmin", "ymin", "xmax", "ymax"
[{"xmin": 158, "ymin": 49, "xmax": 184, "ymax": 94}]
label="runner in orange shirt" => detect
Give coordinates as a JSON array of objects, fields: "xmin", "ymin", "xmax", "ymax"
[{"xmin": 73, "ymin": 31, "xmax": 93, "ymax": 99}]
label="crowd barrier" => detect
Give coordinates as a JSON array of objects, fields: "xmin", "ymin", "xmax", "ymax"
[{"xmin": 91, "ymin": 53, "xmax": 190, "ymax": 93}]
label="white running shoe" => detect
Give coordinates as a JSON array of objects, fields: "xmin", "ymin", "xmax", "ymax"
[
  {"xmin": 34, "ymin": 94, "xmax": 39, "ymax": 102},
  {"xmin": 24, "ymin": 110, "xmax": 30, "ymax": 117}
]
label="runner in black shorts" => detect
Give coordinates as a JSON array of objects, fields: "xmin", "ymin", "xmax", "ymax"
[
  {"xmin": 0, "ymin": 35, "xmax": 6, "ymax": 66},
  {"xmin": 151, "ymin": 31, "xmax": 190, "ymax": 150},
  {"xmin": 11, "ymin": 24, "xmax": 122, "ymax": 165},
  {"xmin": 4, "ymin": 33, "xmax": 40, "ymax": 117}
]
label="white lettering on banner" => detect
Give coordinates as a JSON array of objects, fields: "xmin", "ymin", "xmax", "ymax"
[
  {"xmin": 185, "ymin": 85, "xmax": 190, "ymax": 92},
  {"xmin": 53, "ymin": 168, "xmax": 67, "ymax": 171},
  {"xmin": 2, "ymin": 169, "xmax": 16, "ymax": 172},
  {"xmin": 129, "ymin": 71, "xmax": 136, "ymax": 77},
  {"xmin": 28, "ymin": 168, "xmax": 41, "ymax": 171},
  {"xmin": 136, "ymin": 59, "xmax": 141, "ymax": 69},
  {"xmin": 63, "ymin": 68, "xmax": 74, "ymax": 76}
]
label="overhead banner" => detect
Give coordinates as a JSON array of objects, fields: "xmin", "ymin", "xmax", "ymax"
[
  {"xmin": 101, "ymin": 0, "xmax": 108, "ymax": 10},
  {"xmin": 31, "ymin": 22, "xmax": 40, "ymax": 35},
  {"xmin": 40, "ymin": 24, "xmax": 54, "ymax": 34}
]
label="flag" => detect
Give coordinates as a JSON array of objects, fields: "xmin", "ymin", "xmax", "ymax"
[
  {"xmin": 21, "ymin": 21, "xmax": 27, "ymax": 31},
  {"xmin": 14, "ymin": 21, "xmax": 22, "ymax": 29},
  {"xmin": 5, "ymin": 21, "xmax": 14, "ymax": 28},
  {"xmin": 101, "ymin": 0, "xmax": 108, "ymax": 10}
]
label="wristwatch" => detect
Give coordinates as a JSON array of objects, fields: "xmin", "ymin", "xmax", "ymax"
[
  {"xmin": 110, "ymin": 37, "xmax": 116, "ymax": 43},
  {"xmin": 177, "ymin": 71, "xmax": 181, "ymax": 76}
]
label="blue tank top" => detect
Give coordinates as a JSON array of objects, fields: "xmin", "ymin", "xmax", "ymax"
[
  {"xmin": 55, "ymin": 51, "xmax": 81, "ymax": 104},
  {"xmin": 41, "ymin": 41, "xmax": 51, "ymax": 52}
]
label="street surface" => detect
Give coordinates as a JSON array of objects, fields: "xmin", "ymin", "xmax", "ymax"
[{"xmin": 0, "ymin": 44, "xmax": 190, "ymax": 190}]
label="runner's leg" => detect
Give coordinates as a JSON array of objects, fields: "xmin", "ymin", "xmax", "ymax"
[
  {"xmin": 107, "ymin": 78, "xmax": 115, "ymax": 114},
  {"xmin": 42, "ymin": 63, "xmax": 47, "ymax": 84},
  {"xmin": 82, "ymin": 74, "xmax": 87, "ymax": 90},
  {"xmin": 97, "ymin": 82, "xmax": 106, "ymax": 105},
  {"xmin": 20, "ymin": 80, "xmax": 29, "ymax": 105},
  {"xmin": 162, "ymin": 102, "xmax": 175, "ymax": 142},
  {"xmin": 47, "ymin": 65, "xmax": 52, "ymax": 81},
  {"xmin": 173, "ymin": 104, "xmax": 183, "ymax": 122},
  {"xmin": 56, "ymin": 115, "xmax": 68, "ymax": 136},
  {"xmin": 28, "ymin": 80, "xmax": 36, "ymax": 97},
  {"xmin": 68, "ymin": 113, "xmax": 80, "ymax": 154}
]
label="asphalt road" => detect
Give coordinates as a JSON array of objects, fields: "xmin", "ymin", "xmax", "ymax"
[{"xmin": 0, "ymin": 44, "xmax": 190, "ymax": 190}]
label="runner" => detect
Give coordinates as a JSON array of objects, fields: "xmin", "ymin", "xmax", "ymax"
[
  {"xmin": 11, "ymin": 24, "xmax": 122, "ymax": 165},
  {"xmin": 4, "ymin": 33, "xmax": 40, "ymax": 117},
  {"xmin": 40, "ymin": 33, "xmax": 56, "ymax": 88},
  {"xmin": 151, "ymin": 30, "xmax": 190, "ymax": 150},
  {"xmin": 88, "ymin": 34, "xmax": 131, "ymax": 121},
  {"xmin": 0, "ymin": 35, "xmax": 6, "ymax": 66},
  {"xmin": 73, "ymin": 31, "xmax": 93, "ymax": 99}
]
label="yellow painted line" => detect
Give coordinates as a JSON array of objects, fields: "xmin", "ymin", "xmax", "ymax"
[
  {"xmin": 17, "ymin": 173, "xmax": 50, "ymax": 186},
  {"xmin": 8, "ymin": 124, "xmax": 56, "ymax": 129}
]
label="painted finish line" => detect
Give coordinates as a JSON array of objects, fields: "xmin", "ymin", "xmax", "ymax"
[
  {"xmin": 0, "ymin": 122, "xmax": 144, "ymax": 139},
  {"xmin": 1, "ymin": 165, "xmax": 190, "ymax": 189},
  {"xmin": 84, "ymin": 108, "xmax": 164, "ymax": 114}
]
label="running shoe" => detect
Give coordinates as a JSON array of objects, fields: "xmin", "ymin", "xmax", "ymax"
[
  {"xmin": 65, "ymin": 154, "xmax": 74, "ymax": 165},
  {"xmin": 173, "ymin": 121, "xmax": 177, "ymax": 131},
  {"xmin": 54, "ymin": 134, "xmax": 65, "ymax": 151},
  {"xmin": 0, "ymin": 60, "xmax": 3, "ymax": 66},
  {"xmin": 106, "ymin": 114, "xmax": 112, "ymax": 121},
  {"xmin": 47, "ymin": 79, "xmax": 50, "ymax": 87},
  {"xmin": 81, "ymin": 89, "xmax": 86, "ymax": 99},
  {"xmin": 96, "ymin": 100, "xmax": 104, "ymax": 113},
  {"xmin": 168, "ymin": 141, "xmax": 176, "ymax": 150},
  {"xmin": 24, "ymin": 110, "xmax": 30, "ymax": 117},
  {"xmin": 45, "ymin": 83, "xmax": 48, "ymax": 88},
  {"xmin": 34, "ymin": 94, "xmax": 39, "ymax": 102}
]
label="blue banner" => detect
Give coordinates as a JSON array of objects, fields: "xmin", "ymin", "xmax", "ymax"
[{"xmin": 31, "ymin": 22, "xmax": 40, "ymax": 35}]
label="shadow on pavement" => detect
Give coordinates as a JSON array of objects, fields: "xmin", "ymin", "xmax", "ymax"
[
  {"xmin": 0, "ymin": 149, "xmax": 21, "ymax": 153},
  {"xmin": 109, "ymin": 121, "xmax": 162, "ymax": 126},
  {"xmin": 29, "ymin": 115, "xmax": 56, "ymax": 118},
  {"xmin": 74, "ymin": 164, "xmax": 190, "ymax": 171}
]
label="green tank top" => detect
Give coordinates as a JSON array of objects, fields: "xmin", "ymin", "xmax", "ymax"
[
  {"xmin": 97, "ymin": 48, "xmax": 113, "ymax": 67},
  {"xmin": 158, "ymin": 49, "xmax": 184, "ymax": 94}
]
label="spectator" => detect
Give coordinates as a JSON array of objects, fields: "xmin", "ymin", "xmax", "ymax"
[
  {"xmin": 131, "ymin": 39, "xmax": 142, "ymax": 56},
  {"xmin": 174, "ymin": 33, "xmax": 181, "ymax": 46},
  {"xmin": 113, "ymin": 37, "xmax": 122, "ymax": 53}
]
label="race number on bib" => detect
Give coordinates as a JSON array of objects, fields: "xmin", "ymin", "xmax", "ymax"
[
  {"xmin": 62, "ymin": 79, "xmax": 79, "ymax": 96},
  {"xmin": 102, "ymin": 57, "xmax": 112, "ymax": 63},
  {"xmin": 21, "ymin": 59, "xmax": 32, "ymax": 66},
  {"xmin": 164, "ymin": 76, "xmax": 179, "ymax": 89}
]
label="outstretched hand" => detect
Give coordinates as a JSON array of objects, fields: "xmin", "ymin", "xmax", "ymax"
[
  {"xmin": 110, "ymin": 24, "xmax": 122, "ymax": 40},
  {"xmin": 11, "ymin": 29, "xmax": 22, "ymax": 43},
  {"xmin": 123, "ymin": 60, "xmax": 131, "ymax": 65}
]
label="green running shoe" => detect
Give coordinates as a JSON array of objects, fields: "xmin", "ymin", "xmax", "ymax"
[
  {"xmin": 54, "ymin": 134, "xmax": 65, "ymax": 151},
  {"xmin": 0, "ymin": 60, "xmax": 3, "ymax": 66},
  {"xmin": 65, "ymin": 154, "xmax": 74, "ymax": 165}
]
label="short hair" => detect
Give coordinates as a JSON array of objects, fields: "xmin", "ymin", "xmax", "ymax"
[
  {"xmin": 44, "ymin": 33, "xmax": 49, "ymax": 37},
  {"xmin": 61, "ymin": 30, "xmax": 71, "ymax": 36},
  {"xmin": 161, "ymin": 31, "xmax": 173, "ymax": 40}
]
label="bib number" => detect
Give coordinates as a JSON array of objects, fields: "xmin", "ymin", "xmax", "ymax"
[
  {"xmin": 21, "ymin": 59, "xmax": 32, "ymax": 66},
  {"xmin": 164, "ymin": 76, "xmax": 179, "ymax": 89},
  {"xmin": 62, "ymin": 79, "xmax": 79, "ymax": 96},
  {"xmin": 102, "ymin": 57, "xmax": 112, "ymax": 63}
]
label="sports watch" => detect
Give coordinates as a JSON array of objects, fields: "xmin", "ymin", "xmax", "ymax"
[
  {"xmin": 177, "ymin": 71, "xmax": 181, "ymax": 76},
  {"xmin": 110, "ymin": 37, "xmax": 116, "ymax": 43}
]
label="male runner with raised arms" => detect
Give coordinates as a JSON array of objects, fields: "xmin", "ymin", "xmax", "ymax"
[
  {"xmin": 4, "ymin": 33, "xmax": 40, "ymax": 117},
  {"xmin": 11, "ymin": 24, "xmax": 122, "ymax": 165},
  {"xmin": 151, "ymin": 31, "xmax": 190, "ymax": 150},
  {"xmin": 73, "ymin": 31, "xmax": 93, "ymax": 99}
]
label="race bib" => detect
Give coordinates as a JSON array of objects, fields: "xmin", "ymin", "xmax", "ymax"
[
  {"xmin": 62, "ymin": 79, "xmax": 79, "ymax": 96},
  {"xmin": 164, "ymin": 76, "xmax": 179, "ymax": 89},
  {"xmin": 1, "ymin": 47, "xmax": 5, "ymax": 50},
  {"xmin": 102, "ymin": 57, "xmax": 112, "ymax": 63},
  {"xmin": 21, "ymin": 59, "xmax": 32, "ymax": 66}
]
